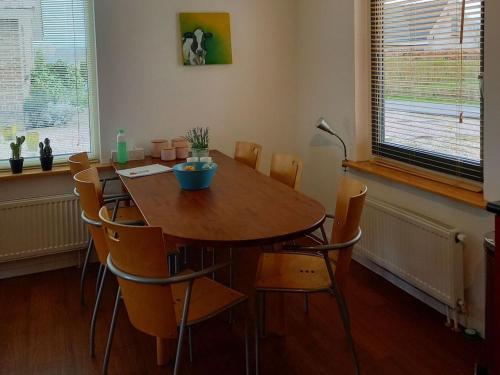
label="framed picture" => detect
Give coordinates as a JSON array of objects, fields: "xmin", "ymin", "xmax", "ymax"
[{"xmin": 180, "ymin": 12, "xmax": 232, "ymax": 66}]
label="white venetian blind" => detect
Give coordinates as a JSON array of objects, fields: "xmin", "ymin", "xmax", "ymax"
[
  {"xmin": 371, "ymin": 0, "xmax": 484, "ymax": 181},
  {"xmin": 0, "ymin": 0, "xmax": 98, "ymax": 165}
]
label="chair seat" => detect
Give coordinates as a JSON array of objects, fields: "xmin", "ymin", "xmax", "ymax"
[
  {"xmin": 172, "ymin": 272, "xmax": 247, "ymax": 326},
  {"xmin": 110, "ymin": 206, "xmax": 144, "ymax": 223},
  {"xmin": 255, "ymin": 252, "xmax": 333, "ymax": 292}
]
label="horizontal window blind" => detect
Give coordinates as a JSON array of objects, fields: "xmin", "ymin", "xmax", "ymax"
[
  {"xmin": 371, "ymin": 0, "xmax": 484, "ymax": 181},
  {"xmin": 0, "ymin": 0, "xmax": 98, "ymax": 166}
]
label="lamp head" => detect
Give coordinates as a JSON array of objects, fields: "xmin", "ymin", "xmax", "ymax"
[{"xmin": 316, "ymin": 117, "xmax": 336, "ymax": 136}]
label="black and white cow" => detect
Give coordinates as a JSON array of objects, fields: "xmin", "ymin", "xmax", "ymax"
[{"xmin": 182, "ymin": 28, "xmax": 213, "ymax": 65}]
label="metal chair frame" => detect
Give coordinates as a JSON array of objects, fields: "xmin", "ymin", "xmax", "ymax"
[
  {"xmin": 103, "ymin": 257, "xmax": 251, "ymax": 375},
  {"xmin": 256, "ymin": 227, "xmax": 362, "ymax": 375},
  {"xmin": 74, "ymin": 174, "xmax": 127, "ymax": 306},
  {"xmin": 80, "ymin": 196, "xmax": 143, "ymax": 358}
]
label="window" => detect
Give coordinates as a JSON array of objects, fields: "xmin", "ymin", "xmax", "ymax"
[
  {"xmin": 0, "ymin": 0, "xmax": 98, "ymax": 166},
  {"xmin": 371, "ymin": 0, "xmax": 484, "ymax": 181}
]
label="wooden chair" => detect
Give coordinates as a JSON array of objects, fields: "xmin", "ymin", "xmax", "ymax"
[
  {"xmin": 269, "ymin": 153, "xmax": 303, "ymax": 191},
  {"xmin": 73, "ymin": 167, "xmax": 143, "ymax": 358},
  {"xmin": 69, "ymin": 152, "xmax": 121, "ymax": 305},
  {"xmin": 98, "ymin": 206, "xmax": 250, "ymax": 375},
  {"xmin": 254, "ymin": 177, "xmax": 367, "ymax": 375},
  {"xmin": 234, "ymin": 141, "xmax": 262, "ymax": 170}
]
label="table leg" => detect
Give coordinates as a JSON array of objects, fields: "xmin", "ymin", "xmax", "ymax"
[
  {"xmin": 156, "ymin": 337, "xmax": 175, "ymax": 366},
  {"xmin": 121, "ymin": 182, "xmax": 131, "ymax": 207}
]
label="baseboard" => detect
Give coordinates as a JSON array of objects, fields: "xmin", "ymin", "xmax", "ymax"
[
  {"xmin": 353, "ymin": 249, "xmax": 485, "ymax": 337},
  {"xmin": 0, "ymin": 247, "xmax": 88, "ymax": 279}
]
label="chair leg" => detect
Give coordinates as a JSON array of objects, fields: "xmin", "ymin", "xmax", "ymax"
[
  {"xmin": 257, "ymin": 292, "xmax": 266, "ymax": 338},
  {"xmin": 244, "ymin": 317, "xmax": 249, "ymax": 375},
  {"xmin": 102, "ymin": 286, "xmax": 122, "ymax": 375},
  {"xmin": 254, "ymin": 314, "xmax": 260, "ymax": 375},
  {"xmin": 96, "ymin": 264, "xmax": 103, "ymax": 294},
  {"xmin": 90, "ymin": 265, "xmax": 107, "ymax": 358},
  {"xmin": 228, "ymin": 248, "xmax": 234, "ymax": 324},
  {"xmin": 80, "ymin": 237, "xmax": 94, "ymax": 306},
  {"xmin": 183, "ymin": 246, "xmax": 188, "ymax": 265},
  {"xmin": 211, "ymin": 249, "xmax": 216, "ymax": 280},
  {"xmin": 188, "ymin": 327, "xmax": 193, "ymax": 363},
  {"xmin": 304, "ymin": 293, "xmax": 309, "ymax": 314},
  {"xmin": 320, "ymin": 224, "xmax": 328, "ymax": 244},
  {"xmin": 331, "ymin": 280, "xmax": 360, "ymax": 375},
  {"xmin": 322, "ymin": 251, "xmax": 359, "ymax": 374},
  {"xmin": 201, "ymin": 249, "xmax": 204, "ymax": 269},
  {"xmin": 173, "ymin": 280, "xmax": 194, "ymax": 375}
]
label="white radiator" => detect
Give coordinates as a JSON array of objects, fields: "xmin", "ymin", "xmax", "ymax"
[
  {"xmin": 0, "ymin": 194, "xmax": 88, "ymax": 263},
  {"xmin": 356, "ymin": 197, "xmax": 465, "ymax": 315}
]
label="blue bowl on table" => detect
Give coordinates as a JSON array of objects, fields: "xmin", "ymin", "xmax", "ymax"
[{"xmin": 172, "ymin": 162, "xmax": 218, "ymax": 190}]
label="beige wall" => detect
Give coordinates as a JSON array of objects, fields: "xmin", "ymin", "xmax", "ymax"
[
  {"xmin": 94, "ymin": 0, "xmax": 299, "ymax": 174},
  {"xmin": 296, "ymin": 0, "xmax": 496, "ymax": 334}
]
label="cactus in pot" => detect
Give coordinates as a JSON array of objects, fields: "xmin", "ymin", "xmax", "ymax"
[
  {"xmin": 9, "ymin": 136, "xmax": 25, "ymax": 174},
  {"xmin": 39, "ymin": 138, "xmax": 54, "ymax": 171}
]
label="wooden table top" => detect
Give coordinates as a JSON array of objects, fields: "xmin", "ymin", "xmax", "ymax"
[{"xmin": 115, "ymin": 150, "xmax": 325, "ymax": 247}]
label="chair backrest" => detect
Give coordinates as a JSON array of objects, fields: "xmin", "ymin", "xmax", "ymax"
[
  {"xmin": 69, "ymin": 152, "xmax": 90, "ymax": 177},
  {"xmin": 330, "ymin": 177, "xmax": 367, "ymax": 283},
  {"xmin": 269, "ymin": 153, "xmax": 303, "ymax": 191},
  {"xmin": 234, "ymin": 141, "xmax": 262, "ymax": 170},
  {"xmin": 99, "ymin": 207, "xmax": 178, "ymax": 340},
  {"xmin": 73, "ymin": 168, "xmax": 108, "ymax": 264},
  {"xmin": 73, "ymin": 168, "xmax": 103, "ymax": 221}
]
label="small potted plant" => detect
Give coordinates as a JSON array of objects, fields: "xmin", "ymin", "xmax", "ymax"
[
  {"xmin": 39, "ymin": 138, "xmax": 53, "ymax": 171},
  {"xmin": 9, "ymin": 136, "xmax": 25, "ymax": 174},
  {"xmin": 184, "ymin": 126, "xmax": 209, "ymax": 158}
]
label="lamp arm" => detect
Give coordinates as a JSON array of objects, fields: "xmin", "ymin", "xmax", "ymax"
[{"xmin": 331, "ymin": 133, "xmax": 347, "ymax": 161}]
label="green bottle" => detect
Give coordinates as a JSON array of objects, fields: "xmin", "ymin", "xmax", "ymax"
[{"xmin": 117, "ymin": 129, "xmax": 128, "ymax": 164}]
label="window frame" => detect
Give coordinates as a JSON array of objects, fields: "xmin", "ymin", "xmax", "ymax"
[
  {"xmin": 370, "ymin": 0, "xmax": 484, "ymax": 182},
  {"xmin": 0, "ymin": 0, "xmax": 100, "ymax": 170}
]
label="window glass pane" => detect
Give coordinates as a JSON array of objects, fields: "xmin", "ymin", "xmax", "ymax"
[
  {"xmin": 371, "ymin": 0, "xmax": 484, "ymax": 180},
  {"xmin": 0, "ymin": 0, "xmax": 97, "ymax": 164}
]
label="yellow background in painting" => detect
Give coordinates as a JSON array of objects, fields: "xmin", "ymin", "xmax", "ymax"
[{"xmin": 180, "ymin": 12, "xmax": 232, "ymax": 65}]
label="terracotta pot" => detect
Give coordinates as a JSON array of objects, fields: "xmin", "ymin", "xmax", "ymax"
[
  {"xmin": 151, "ymin": 139, "xmax": 169, "ymax": 158},
  {"xmin": 172, "ymin": 138, "xmax": 190, "ymax": 148},
  {"xmin": 161, "ymin": 147, "xmax": 176, "ymax": 161},
  {"xmin": 176, "ymin": 146, "xmax": 190, "ymax": 159}
]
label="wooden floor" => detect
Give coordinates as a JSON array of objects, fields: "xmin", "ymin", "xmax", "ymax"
[{"xmin": 0, "ymin": 246, "xmax": 482, "ymax": 375}]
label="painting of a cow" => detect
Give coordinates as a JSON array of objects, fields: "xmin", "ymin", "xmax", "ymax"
[
  {"xmin": 182, "ymin": 29, "xmax": 213, "ymax": 65},
  {"xmin": 179, "ymin": 13, "xmax": 232, "ymax": 66}
]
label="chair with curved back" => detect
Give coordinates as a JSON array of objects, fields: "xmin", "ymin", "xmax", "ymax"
[
  {"xmin": 234, "ymin": 141, "xmax": 263, "ymax": 170},
  {"xmin": 98, "ymin": 206, "xmax": 250, "ymax": 375},
  {"xmin": 73, "ymin": 167, "xmax": 143, "ymax": 358},
  {"xmin": 254, "ymin": 177, "xmax": 367, "ymax": 375},
  {"xmin": 269, "ymin": 153, "xmax": 303, "ymax": 191},
  {"xmin": 69, "ymin": 152, "xmax": 122, "ymax": 305}
]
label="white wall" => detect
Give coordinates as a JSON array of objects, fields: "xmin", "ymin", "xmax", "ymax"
[
  {"xmin": 94, "ymin": 0, "xmax": 299, "ymax": 173},
  {"xmin": 295, "ymin": 0, "xmax": 497, "ymax": 334}
]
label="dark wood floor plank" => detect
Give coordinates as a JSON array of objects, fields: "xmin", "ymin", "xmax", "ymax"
[{"xmin": 0, "ymin": 247, "xmax": 482, "ymax": 375}]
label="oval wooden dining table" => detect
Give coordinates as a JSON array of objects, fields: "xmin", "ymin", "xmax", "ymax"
[{"xmin": 114, "ymin": 150, "xmax": 326, "ymax": 365}]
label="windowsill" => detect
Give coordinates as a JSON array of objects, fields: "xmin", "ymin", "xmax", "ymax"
[
  {"xmin": 344, "ymin": 160, "xmax": 487, "ymax": 209},
  {"xmin": 0, "ymin": 162, "xmax": 113, "ymax": 181}
]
